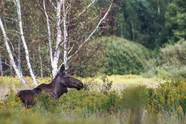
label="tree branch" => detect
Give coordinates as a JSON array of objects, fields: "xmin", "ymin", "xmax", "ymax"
[{"xmin": 68, "ymin": 2, "xmax": 113, "ymax": 61}]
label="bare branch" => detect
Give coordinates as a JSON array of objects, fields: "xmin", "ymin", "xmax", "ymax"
[
  {"xmin": 0, "ymin": 16, "xmax": 17, "ymax": 22},
  {"xmin": 68, "ymin": 2, "xmax": 113, "ymax": 61},
  {"xmin": 78, "ymin": 0, "xmax": 96, "ymax": 17},
  {"xmin": 68, "ymin": 44, "xmax": 74, "ymax": 54},
  {"xmin": 49, "ymin": 0, "xmax": 57, "ymax": 9}
]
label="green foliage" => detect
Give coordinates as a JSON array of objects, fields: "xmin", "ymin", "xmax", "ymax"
[
  {"xmin": 2, "ymin": 78, "xmax": 186, "ymax": 123},
  {"xmin": 74, "ymin": 36, "xmax": 151, "ymax": 77},
  {"xmin": 165, "ymin": 0, "xmax": 186, "ymax": 42},
  {"xmin": 143, "ymin": 39, "xmax": 186, "ymax": 79},
  {"xmin": 3, "ymin": 89, "xmax": 22, "ymax": 109},
  {"xmin": 102, "ymin": 36, "xmax": 151, "ymax": 75},
  {"xmin": 120, "ymin": 85, "xmax": 149, "ymax": 110},
  {"xmin": 111, "ymin": 0, "xmax": 170, "ymax": 48},
  {"xmin": 159, "ymin": 39, "xmax": 186, "ymax": 66}
]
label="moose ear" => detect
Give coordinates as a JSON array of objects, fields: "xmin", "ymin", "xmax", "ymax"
[
  {"xmin": 59, "ymin": 64, "xmax": 65, "ymax": 72},
  {"xmin": 65, "ymin": 65, "xmax": 75, "ymax": 75}
]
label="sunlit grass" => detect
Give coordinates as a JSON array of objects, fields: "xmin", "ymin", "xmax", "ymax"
[{"xmin": 80, "ymin": 75, "xmax": 165, "ymax": 91}]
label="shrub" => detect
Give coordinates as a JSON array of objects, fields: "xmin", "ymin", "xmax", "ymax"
[
  {"xmin": 159, "ymin": 39, "xmax": 186, "ymax": 66},
  {"xmin": 74, "ymin": 36, "xmax": 151, "ymax": 77},
  {"xmin": 103, "ymin": 36, "xmax": 151, "ymax": 75},
  {"xmin": 147, "ymin": 80, "xmax": 186, "ymax": 114},
  {"xmin": 143, "ymin": 39, "xmax": 186, "ymax": 79}
]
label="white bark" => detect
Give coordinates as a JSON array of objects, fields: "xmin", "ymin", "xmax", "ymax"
[
  {"xmin": 42, "ymin": 0, "xmax": 112, "ymax": 77},
  {"xmin": 0, "ymin": 18, "xmax": 28, "ymax": 86},
  {"xmin": 14, "ymin": 0, "xmax": 37, "ymax": 86},
  {"xmin": 52, "ymin": 0, "xmax": 63, "ymax": 77},
  {"xmin": 62, "ymin": 0, "xmax": 68, "ymax": 69},
  {"xmin": 18, "ymin": 37, "xmax": 22, "ymax": 73},
  {"xmin": 43, "ymin": 0, "xmax": 63, "ymax": 77}
]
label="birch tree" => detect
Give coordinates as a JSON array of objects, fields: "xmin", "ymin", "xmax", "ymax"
[
  {"xmin": 14, "ymin": 0, "xmax": 37, "ymax": 86},
  {"xmin": 41, "ymin": 0, "xmax": 113, "ymax": 77},
  {"xmin": 0, "ymin": 18, "xmax": 28, "ymax": 86}
]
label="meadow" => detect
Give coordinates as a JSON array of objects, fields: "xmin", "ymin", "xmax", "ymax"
[{"xmin": 1, "ymin": 75, "xmax": 186, "ymax": 124}]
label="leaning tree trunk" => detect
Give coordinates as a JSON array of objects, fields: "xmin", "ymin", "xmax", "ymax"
[
  {"xmin": 0, "ymin": 18, "xmax": 28, "ymax": 86},
  {"xmin": 14, "ymin": 0, "xmax": 37, "ymax": 86}
]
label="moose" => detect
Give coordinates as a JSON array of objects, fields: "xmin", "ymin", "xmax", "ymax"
[
  {"xmin": 16, "ymin": 88, "xmax": 41, "ymax": 108},
  {"xmin": 17, "ymin": 64, "xmax": 83, "ymax": 108}
]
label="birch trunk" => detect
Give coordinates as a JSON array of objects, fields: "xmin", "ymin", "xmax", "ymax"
[
  {"xmin": 62, "ymin": 0, "xmax": 68, "ymax": 69},
  {"xmin": 14, "ymin": 0, "xmax": 37, "ymax": 86},
  {"xmin": 52, "ymin": 0, "xmax": 63, "ymax": 77},
  {"xmin": 42, "ymin": 0, "xmax": 112, "ymax": 77},
  {"xmin": 43, "ymin": 0, "xmax": 63, "ymax": 77},
  {"xmin": 0, "ymin": 18, "xmax": 28, "ymax": 86}
]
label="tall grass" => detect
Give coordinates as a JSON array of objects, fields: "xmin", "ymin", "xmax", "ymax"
[{"xmin": 1, "ymin": 76, "xmax": 186, "ymax": 123}]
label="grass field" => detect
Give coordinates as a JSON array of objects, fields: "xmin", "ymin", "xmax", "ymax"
[
  {"xmin": 2, "ymin": 75, "xmax": 182, "ymax": 124},
  {"xmin": 0, "ymin": 75, "xmax": 164, "ymax": 100}
]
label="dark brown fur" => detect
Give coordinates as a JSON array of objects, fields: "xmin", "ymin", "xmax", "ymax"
[{"xmin": 17, "ymin": 88, "xmax": 41, "ymax": 108}]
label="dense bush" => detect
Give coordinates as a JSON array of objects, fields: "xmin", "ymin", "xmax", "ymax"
[
  {"xmin": 143, "ymin": 39, "xmax": 186, "ymax": 79},
  {"xmin": 103, "ymin": 36, "xmax": 151, "ymax": 75},
  {"xmin": 159, "ymin": 39, "xmax": 186, "ymax": 66},
  {"xmin": 74, "ymin": 36, "xmax": 151, "ymax": 77}
]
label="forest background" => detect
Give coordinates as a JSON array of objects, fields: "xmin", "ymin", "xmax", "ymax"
[{"xmin": 1, "ymin": 0, "xmax": 186, "ymax": 84}]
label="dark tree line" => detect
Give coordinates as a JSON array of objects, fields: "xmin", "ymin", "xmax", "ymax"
[{"xmin": 98, "ymin": 0, "xmax": 185, "ymax": 49}]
